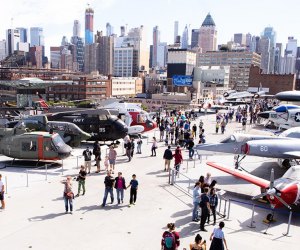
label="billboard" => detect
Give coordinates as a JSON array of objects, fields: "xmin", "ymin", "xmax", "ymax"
[{"xmin": 172, "ymin": 75, "xmax": 193, "ymax": 86}]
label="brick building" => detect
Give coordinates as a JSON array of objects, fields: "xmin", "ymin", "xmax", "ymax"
[
  {"xmin": 248, "ymin": 65, "xmax": 296, "ymax": 94},
  {"xmin": 46, "ymin": 77, "xmax": 111, "ymax": 101}
]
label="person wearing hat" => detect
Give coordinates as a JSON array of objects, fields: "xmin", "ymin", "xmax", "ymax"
[{"xmin": 83, "ymin": 147, "xmax": 92, "ymax": 174}]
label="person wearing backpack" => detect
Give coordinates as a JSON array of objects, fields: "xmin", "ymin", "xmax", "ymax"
[
  {"xmin": 161, "ymin": 223, "xmax": 180, "ymax": 250},
  {"xmin": 163, "ymin": 145, "xmax": 173, "ymax": 172}
]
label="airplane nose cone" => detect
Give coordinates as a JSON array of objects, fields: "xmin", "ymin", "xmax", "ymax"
[{"xmin": 258, "ymin": 112, "xmax": 270, "ymax": 119}]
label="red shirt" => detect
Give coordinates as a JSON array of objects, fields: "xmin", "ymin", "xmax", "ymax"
[{"xmin": 173, "ymin": 152, "xmax": 183, "ymax": 165}]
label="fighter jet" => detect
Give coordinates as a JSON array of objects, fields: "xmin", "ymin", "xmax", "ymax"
[
  {"xmin": 0, "ymin": 128, "xmax": 71, "ymax": 160},
  {"xmin": 195, "ymin": 128, "xmax": 300, "ymax": 168},
  {"xmin": 207, "ymin": 162, "xmax": 300, "ymax": 209},
  {"xmin": 258, "ymin": 105, "xmax": 300, "ymax": 129}
]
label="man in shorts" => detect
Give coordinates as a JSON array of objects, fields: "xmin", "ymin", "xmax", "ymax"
[
  {"xmin": 0, "ymin": 174, "xmax": 5, "ymax": 210},
  {"xmin": 108, "ymin": 146, "xmax": 117, "ymax": 174}
]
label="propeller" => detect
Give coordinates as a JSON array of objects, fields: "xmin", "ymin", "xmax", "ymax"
[{"xmin": 252, "ymin": 168, "xmax": 292, "ymax": 210}]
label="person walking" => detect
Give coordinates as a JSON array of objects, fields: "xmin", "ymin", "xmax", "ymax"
[
  {"xmin": 125, "ymin": 139, "xmax": 132, "ymax": 161},
  {"xmin": 189, "ymin": 234, "xmax": 206, "ymax": 250},
  {"xmin": 76, "ymin": 165, "xmax": 86, "ymax": 197},
  {"xmin": 114, "ymin": 172, "xmax": 126, "ymax": 204},
  {"xmin": 208, "ymin": 188, "xmax": 218, "ymax": 225},
  {"xmin": 0, "ymin": 174, "xmax": 5, "ymax": 210},
  {"xmin": 187, "ymin": 138, "xmax": 195, "ymax": 159},
  {"xmin": 82, "ymin": 147, "xmax": 92, "ymax": 174},
  {"xmin": 151, "ymin": 137, "xmax": 157, "ymax": 156},
  {"xmin": 95, "ymin": 153, "xmax": 101, "ymax": 173},
  {"xmin": 130, "ymin": 138, "xmax": 135, "ymax": 158},
  {"xmin": 163, "ymin": 145, "xmax": 173, "ymax": 172},
  {"xmin": 127, "ymin": 174, "xmax": 138, "ymax": 206},
  {"xmin": 62, "ymin": 176, "xmax": 74, "ymax": 214},
  {"xmin": 209, "ymin": 222, "xmax": 228, "ymax": 250},
  {"xmin": 200, "ymin": 187, "xmax": 210, "ymax": 231},
  {"xmin": 101, "ymin": 171, "xmax": 115, "ymax": 207},
  {"xmin": 161, "ymin": 223, "xmax": 180, "ymax": 250},
  {"xmin": 108, "ymin": 146, "xmax": 117, "ymax": 174},
  {"xmin": 221, "ymin": 120, "xmax": 226, "ymax": 134},
  {"xmin": 93, "ymin": 140, "xmax": 101, "ymax": 164},
  {"xmin": 192, "ymin": 124, "xmax": 197, "ymax": 138},
  {"xmin": 173, "ymin": 146, "xmax": 183, "ymax": 176},
  {"xmin": 136, "ymin": 135, "xmax": 143, "ymax": 154}
]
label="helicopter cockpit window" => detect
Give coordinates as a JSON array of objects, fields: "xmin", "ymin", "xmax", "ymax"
[
  {"xmin": 52, "ymin": 134, "xmax": 65, "ymax": 149},
  {"xmin": 44, "ymin": 139, "xmax": 53, "ymax": 152},
  {"xmin": 137, "ymin": 114, "xmax": 147, "ymax": 123},
  {"xmin": 98, "ymin": 115, "xmax": 107, "ymax": 121},
  {"xmin": 22, "ymin": 141, "xmax": 37, "ymax": 151}
]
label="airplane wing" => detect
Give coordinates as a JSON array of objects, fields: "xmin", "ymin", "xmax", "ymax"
[
  {"xmin": 206, "ymin": 162, "xmax": 269, "ymax": 189},
  {"xmin": 283, "ymin": 151, "xmax": 300, "ymax": 158}
]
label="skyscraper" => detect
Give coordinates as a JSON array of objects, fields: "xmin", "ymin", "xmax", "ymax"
[
  {"xmin": 258, "ymin": 36, "xmax": 271, "ymax": 73},
  {"xmin": 73, "ymin": 20, "xmax": 81, "ymax": 37},
  {"xmin": 199, "ymin": 13, "xmax": 217, "ymax": 53},
  {"xmin": 0, "ymin": 40, "xmax": 7, "ymax": 60},
  {"xmin": 30, "ymin": 27, "xmax": 44, "ymax": 46},
  {"xmin": 106, "ymin": 23, "xmax": 114, "ymax": 36},
  {"xmin": 16, "ymin": 28, "xmax": 28, "ymax": 43},
  {"xmin": 95, "ymin": 31, "xmax": 114, "ymax": 75},
  {"xmin": 234, "ymin": 33, "xmax": 246, "ymax": 46},
  {"xmin": 274, "ymin": 43, "xmax": 282, "ymax": 73},
  {"xmin": 181, "ymin": 25, "xmax": 189, "ymax": 49},
  {"xmin": 152, "ymin": 26, "xmax": 160, "ymax": 68},
  {"xmin": 191, "ymin": 29, "xmax": 200, "ymax": 49},
  {"xmin": 262, "ymin": 27, "xmax": 276, "ymax": 73},
  {"xmin": 85, "ymin": 6, "xmax": 94, "ymax": 45},
  {"xmin": 282, "ymin": 37, "xmax": 297, "ymax": 74},
  {"xmin": 174, "ymin": 21, "xmax": 179, "ymax": 43},
  {"xmin": 6, "ymin": 29, "xmax": 20, "ymax": 55}
]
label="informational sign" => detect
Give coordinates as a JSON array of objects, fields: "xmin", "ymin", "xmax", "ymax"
[{"xmin": 172, "ymin": 75, "xmax": 193, "ymax": 86}]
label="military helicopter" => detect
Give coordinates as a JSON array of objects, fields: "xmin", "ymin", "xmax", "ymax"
[
  {"xmin": 5, "ymin": 115, "xmax": 91, "ymax": 147},
  {"xmin": 47, "ymin": 109, "xmax": 128, "ymax": 143},
  {"xmin": 0, "ymin": 127, "xmax": 72, "ymax": 160}
]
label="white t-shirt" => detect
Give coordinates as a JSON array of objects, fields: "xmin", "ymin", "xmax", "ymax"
[
  {"xmin": 213, "ymin": 228, "xmax": 224, "ymax": 239},
  {"xmin": 0, "ymin": 180, "xmax": 4, "ymax": 192}
]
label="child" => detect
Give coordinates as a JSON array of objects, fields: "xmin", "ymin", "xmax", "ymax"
[
  {"xmin": 127, "ymin": 174, "xmax": 139, "ymax": 206},
  {"xmin": 165, "ymin": 134, "xmax": 169, "ymax": 146},
  {"xmin": 104, "ymin": 155, "xmax": 109, "ymax": 171}
]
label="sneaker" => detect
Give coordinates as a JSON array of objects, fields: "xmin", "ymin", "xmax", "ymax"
[
  {"xmin": 75, "ymin": 194, "xmax": 79, "ymax": 197},
  {"xmin": 65, "ymin": 211, "xmax": 68, "ymax": 214},
  {"xmin": 70, "ymin": 211, "xmax": 73, "ymax": 214},
  {"xmin": 121, "ymin": 200, "xmax": 124, "ymax": 203},
  {"xmin": 133, "ymin": 203, "xmax": 136, "ymax": 205},
  {"xmin": 82, "ymin": 192, "xmax": 85, "ymax": 196}
]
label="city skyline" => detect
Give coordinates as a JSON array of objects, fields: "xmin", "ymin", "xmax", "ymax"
[{"xmin": 0, "ymin": 0, "xmax": 299, "ymax": 57}]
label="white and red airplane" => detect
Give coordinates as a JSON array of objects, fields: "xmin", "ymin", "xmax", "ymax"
[
  {"xmin": 103, "ymin": 101, "xmax": 157, "ymax": 133},
  {"xmin": 206, "ymin": 162, "xmax": 300, "ymax": 209}
]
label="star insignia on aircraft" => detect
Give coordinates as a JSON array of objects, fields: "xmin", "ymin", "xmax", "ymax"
[{"xmin": 295, "ymin": 112, "xmax": 300, "ymax": 122}]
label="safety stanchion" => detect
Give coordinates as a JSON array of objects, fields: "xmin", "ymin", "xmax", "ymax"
[
  {"xmin": 5, "ymin": 176, "xmax": 7, "ymax": 194},
  {"xmin": 226, "ymin": 199, "xmax": 231, "ymax": 220},
  {"xmin": 170, "ymin": 169, "xmax": 175, "ymax": 185},
  {"xmin": 248, "ymin": 204, "xmax": 256, "ymax": 228},
  {"xmin": 223, "ymin": 199, "xmax": 227, "ymax": 217},
  {"xmin": 122, "ymin": 141, "xmax": 125, "ymax": 155},
  {"xmin": 61, "ymin": 164, "xmax": 64, "ymax": 176},
  {"xmin": 283, "ymin": 211, "xmax": 293, "ymax": 237},
  {"xmin": 45, "ymin": 164, "xmax": 48, "ymax": 181},
  {"xmin": 186, "ymin": 159, "xmax": 189, "ymax": 173},
  {"xmin": 26, "ymin": 170, "xmax": 29, "ymax": 187}
]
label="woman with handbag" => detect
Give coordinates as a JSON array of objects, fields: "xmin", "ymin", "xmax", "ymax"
[{"xmin": 62, "ymin": 176, "xmax": 74, "ymax": 214}]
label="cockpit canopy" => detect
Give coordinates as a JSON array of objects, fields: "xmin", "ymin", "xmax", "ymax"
[
  {"xmin": 282, "ymin": 166, "xmax": 300, "ymax": 181},
  {"xmin": 220, "ymin": 134, "xmax": 250, "ymax": 143},
  {"xmin": 273, "ymin": 105, "xmax": 300, "ymax": 112}
]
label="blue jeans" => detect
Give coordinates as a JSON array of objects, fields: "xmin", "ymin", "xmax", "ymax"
[
  {"xmin": 192, "ymin": 201, "xmax": 199, "ymax": 220},
  {"xmin": 64, "ymin": 196, "xmax": 73, "ymax": 212},
  {"xmin": 189, "ymin": 148, "xmax": 194, "ymax": 158},
  {"xmin": 116, "ymin": 188, "xmax": 124, "ymax": 203},
  {"xmin": 102, "ymin": 187, "xmax": 114, "ymax": 206}
]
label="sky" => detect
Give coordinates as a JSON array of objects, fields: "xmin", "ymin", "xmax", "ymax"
[{"xmin": 0, "ymin": 0, "xmax": 299, "ymax": 57}]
